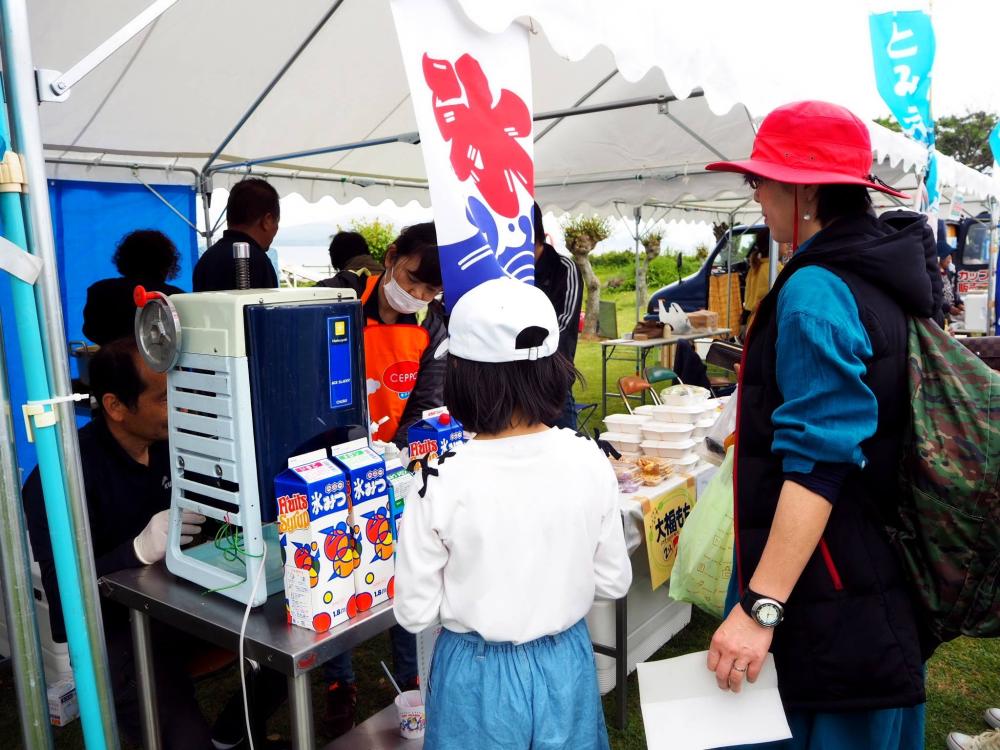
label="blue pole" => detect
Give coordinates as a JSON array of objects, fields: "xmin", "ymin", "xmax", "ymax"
[{"xmin": 0, "ymin": 86, "xmax": 111, "ymax": 750}]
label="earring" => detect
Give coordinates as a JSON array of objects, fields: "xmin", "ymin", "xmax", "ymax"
[{"xmin": 802, "ymin": 212, "xmax": 813, "ymax": 221}]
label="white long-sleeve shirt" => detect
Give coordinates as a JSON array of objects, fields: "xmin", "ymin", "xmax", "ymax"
[{"xmin": 394, "ymin": 427, "xmax": 632, "ymax": 644}]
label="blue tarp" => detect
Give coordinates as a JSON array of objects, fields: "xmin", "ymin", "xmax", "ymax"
[{"xmin": 0, "ymin": 179, "xmax": 198, "ymax": 479}]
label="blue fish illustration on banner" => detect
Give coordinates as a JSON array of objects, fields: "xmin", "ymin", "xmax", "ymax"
[
  {"xmin": 391, "ymin": 0, "xmax": 536, "ymax": 312},
  {"xmin": 869, "ymin": 9, "xmax": 939, "ymax": 209},
  {"xmin": 990, "ymin": 121, "xmax": 1000, "ymax": 167}
]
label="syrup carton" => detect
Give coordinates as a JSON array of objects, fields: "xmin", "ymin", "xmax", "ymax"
[
  {"xmin": 385, "ymin": 458, "xmax": 413, "ymax": 546},
  {"xmin": 275, "ymin": 458, "xmax": 356, "ymax": 633},
  {"xmin": 332, "ymin": 440, "xmax": 395, "ymax": 609},
  {"xmin": 407, "ymin": 407, "xmax": 465, "ymax": 470}
]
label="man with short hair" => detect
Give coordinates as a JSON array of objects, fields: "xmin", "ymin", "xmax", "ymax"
[
  {"xmin": 194, "ymin": 177, "xmax": 280, "ymax": 291},
  {"xmin": 532, "ymin": 202, "xmax": 583, "ymax": 429},
  {"xmin": 22, "ymin": 339, "xmax": 283, "ymax": 749}
]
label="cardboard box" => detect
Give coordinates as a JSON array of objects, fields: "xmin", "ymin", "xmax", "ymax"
[
  {"xmin": 687, "ymin": 309, "xmax": 719, "ymax": 331},
  {"xmin": 332, "ymin": 441, "xmax": 395, "ymax": 609},
  {"xmin": 48, "ymin": 678, "xmax": 78, "ymax": 727},
  {"xmin": 407, "ymin": 407, "xmax": 464, "ymax": 469},
  {"xmin": 275, "ymin": 458, "xmax": 356, "ymax": 632}
]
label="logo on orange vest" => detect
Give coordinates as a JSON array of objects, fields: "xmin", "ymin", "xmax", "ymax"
[{"xmin": 382, "ymin": 360, "xmax": 420, "ymax": 394}]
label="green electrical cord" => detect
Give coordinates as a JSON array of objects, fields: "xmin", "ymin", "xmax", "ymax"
[{"xmin": 201, "ymin": 522, "xmax": 264, "ymax": 596}]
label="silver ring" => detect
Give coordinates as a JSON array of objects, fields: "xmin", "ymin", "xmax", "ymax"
[{"xmin": 732, "ymin": 665, "xmax": 748, "ymax": 673}]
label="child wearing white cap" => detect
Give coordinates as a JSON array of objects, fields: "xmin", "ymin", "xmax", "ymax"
[{"xmin": 394, "ymin": 276, "xmax": 632, "ymax": 749}]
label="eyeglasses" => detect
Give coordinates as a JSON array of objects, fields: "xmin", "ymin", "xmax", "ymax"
[{"xmin": 744, "ymin": 174, "xmax": 766, "ymax": 190}]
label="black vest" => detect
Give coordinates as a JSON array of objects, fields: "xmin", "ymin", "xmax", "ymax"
[{"xmin": 735, "ymin": 219, "xmax": 926, "ymax": 711}]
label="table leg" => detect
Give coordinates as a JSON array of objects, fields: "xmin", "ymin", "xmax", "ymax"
[
  {"xmin": 288, "ymin": 672, "xmax": 314, "ymax": 750},
  {"xmin": 602, "ymin": 345, "xmax": 609, "ymax": 418},
  {"xmin": 615, "ymin": 594, "xmax": 628, "ymax": 730},
  {"xmin": 130, "ymin": 608, "xmax": 161, "ymax": 750}
]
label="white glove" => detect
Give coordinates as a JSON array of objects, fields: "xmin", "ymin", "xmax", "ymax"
[{"xmin": 133, "ymin": 510, "xmax": 206, "ymax": 565}]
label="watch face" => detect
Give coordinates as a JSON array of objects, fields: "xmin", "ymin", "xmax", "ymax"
[{"xmin": 755, "ymin": 602, "xmax": 782, "ymax": 627}]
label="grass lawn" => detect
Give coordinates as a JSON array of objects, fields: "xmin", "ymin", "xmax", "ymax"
[{"xmin": 1, "ymin": 287, "xmax": 996, "ymax": 749}]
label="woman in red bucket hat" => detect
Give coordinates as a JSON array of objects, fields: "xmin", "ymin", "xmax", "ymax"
[{"xmin": 702, "ymin": 101, "xmax": 942, "ymax": 749}]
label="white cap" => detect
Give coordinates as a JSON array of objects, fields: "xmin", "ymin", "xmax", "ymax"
[{"xmin": 443, "ymin": 277, "xmax": 560, "ymax": 363}]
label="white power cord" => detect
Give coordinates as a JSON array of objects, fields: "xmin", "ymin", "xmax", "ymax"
[{"xmin": 239, "ymin": 544, "xmax": 267, "ymax": 750}]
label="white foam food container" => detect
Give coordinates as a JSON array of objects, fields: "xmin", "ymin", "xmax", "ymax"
[
  {"xmin": 648, "ymin": 405, "xmax": 705, "ymax": 423},
  {"xmin": 603, "ymin": 413, "xmax": 651, "ymax": 434},
  {"xmin": 668, "ymin": 453, "xmax": 701, "ymax": 468},
  {"xmin": 658, "ymin": 384, "xmax": 710, "ymax": 406},
  {"xmin": 639, "ymin": 439, "xmax": 698, "ymax": 458},
  {"xmin": 600, "ymin": 431, "xmax": 642, "ymax": 453},
  {"xmin": 691, "ymin": 417, "xmax": 717, "ymax": 438},
  {"xmin": 641, "ymin": 422, "xmax": 695, "ymax": 441},
  {"xmin": 634, "ymin": 404, "xmax": 658, "ymax": 416}
]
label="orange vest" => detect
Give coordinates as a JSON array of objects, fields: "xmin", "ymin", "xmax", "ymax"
[{"xmin": 360, "ymin": 274, "xmax": 430, "ymax": 443}]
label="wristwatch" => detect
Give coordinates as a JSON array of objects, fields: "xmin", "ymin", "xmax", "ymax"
[{"xmin": 740, "ymin": 588, "xmax": 785, "ymax": 628}]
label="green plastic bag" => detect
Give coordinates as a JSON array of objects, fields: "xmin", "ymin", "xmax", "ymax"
[{"xmin": 668, "ymin": 448, "xmax": 734, "ymax": 619}]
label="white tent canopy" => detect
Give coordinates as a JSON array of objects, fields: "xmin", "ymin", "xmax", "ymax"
[{"xmin": 32, "ymin": 0, "xmax": 1000, "ymax": 221}]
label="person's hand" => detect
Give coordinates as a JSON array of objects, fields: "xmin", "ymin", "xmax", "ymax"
[
  {"xmin": 707, "ymin": 604, "xmax": 774, "ymax": 693},
  {"xmin": 133, "ymin": 510, "xmax": 206, "ymax": 564},
  {"xmin": 954, "ymin": 303, "xmax": 965, "ymax": 315}
]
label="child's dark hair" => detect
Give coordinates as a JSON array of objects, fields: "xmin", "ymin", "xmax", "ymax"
[
  {"xmin": 444, "ymin": 353, "xmax": 580, "ymax": 434},
  {"xmin": 113, "ymin": 230, "xmax": 181, "ymax": 281},
  {"xmin": 392, "ymin": 222, "xmax": 441, "ymax": 287}
]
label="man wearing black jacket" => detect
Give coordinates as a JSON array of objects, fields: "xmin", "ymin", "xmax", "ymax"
[
  {"xmin": 194, "ymin": 178, "xmax": 280, "ymax": 292},
  {"xmin": 533, "ymin": 203, "xmax": 583, "ymax": 428},
  {"xmin": 22, "ymin": 339, "xmax": 282, "ymax": 749}
]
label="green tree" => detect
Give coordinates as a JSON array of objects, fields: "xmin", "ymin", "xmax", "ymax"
[
  {"xmin": 876, "ymin": 111, "xmax": 998, "ymax": 173},
  {"xmin": 343, "ymin": 218, "xmax": 396, "ymax": 263},
  {"xmin": 562, "ymin": 214, "xmax": 611, "ymax": 336}
]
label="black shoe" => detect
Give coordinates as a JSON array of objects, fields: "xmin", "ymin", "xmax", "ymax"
[{"xmin": 324, "ymin": 681, "xmax": 358, "ymax": 739}]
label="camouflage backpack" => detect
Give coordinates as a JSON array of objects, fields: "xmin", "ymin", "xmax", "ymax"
[{"xmin": 892, "ymin": 317, "xmax": 1000, "ymax": 648}]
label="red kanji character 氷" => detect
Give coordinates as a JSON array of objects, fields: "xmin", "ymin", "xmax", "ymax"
[{"xmin": 422, "ymin": 52, "xmax": 533, "ymax": 218}]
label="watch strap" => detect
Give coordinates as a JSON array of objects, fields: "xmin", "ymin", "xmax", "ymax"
[{"xmin": 740, "ymin": 587, "xmax": 785, "ymax": 620}]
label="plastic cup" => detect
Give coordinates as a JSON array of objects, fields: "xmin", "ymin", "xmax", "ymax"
[{"xmin": 395, "ymin": 689, "xmax": 425, "ymax": 739}]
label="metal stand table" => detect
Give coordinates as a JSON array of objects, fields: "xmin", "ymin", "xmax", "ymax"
[
  {"xmin": 600, "ymin": 329, "xmax": 730, "ymax": 416},
  {"xmin": 102, "ymin": 548, "xmax": 646, "ymax": 743},
  {"xmin": 101, "ymin": 565, "xmax": 396, "ymax": 750}
]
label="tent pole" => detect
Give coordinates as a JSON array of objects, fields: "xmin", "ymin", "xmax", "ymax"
[
  {"xmin": 534, "ymin": 69, "xmax": 617, "ymax": 143},
  {"xmin": 202, "ymin": 0, "xmax": 346, "ymax": 174},
  {"xmin": 206, "ymin": 132, "xmax": 419, "ymax": 176},
  {"xmin": 206, "ymin": 91, "xmax": 705, "ymax": 177},
  {"xmin": 200, "ymin": 173, "xmax": 214, "ymax": 246},
  {"xmin": 0, "ymin": 1, "xmax": 120, "ymax": 746},
  {"xmin": 990, "ymin": 196, "xmax": 999, "ymax": 334},
  {"xmin": 0, "ymin": 316, "xmax": 53, "ymax": 750},
  {"xmin": 768, "ymin": 234, "xmax": 779, "ymax": 289},
  {"xmin": 634, "ymin": 206, "xmax": 642, "ymax": 323},
  {"xmin": 727, "ymin": 210, "xmax": 735, "ymax": 330}
]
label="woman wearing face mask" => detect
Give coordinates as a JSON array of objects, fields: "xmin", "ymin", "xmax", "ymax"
[
  {"xmin": 316, "ymin": 221, "xmax": 444, "ymax": 736},
  {"xmin": 318, "ymin": 221, "xmax": 445, "ymax": 447}
]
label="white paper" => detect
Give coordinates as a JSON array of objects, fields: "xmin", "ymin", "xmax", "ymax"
[{"xmin": 637, "ymin": 650, "xmax": 791, "ymax": 750}]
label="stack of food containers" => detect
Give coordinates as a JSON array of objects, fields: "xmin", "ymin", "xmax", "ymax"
[{"xmin": 643, "ymin": 385, "xmax": 716, "ymax": 468}]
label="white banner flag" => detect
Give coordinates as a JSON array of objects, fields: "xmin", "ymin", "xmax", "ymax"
[{"xmin": 391, "ymin": 0, "xmax": 535, "ymax": 311}]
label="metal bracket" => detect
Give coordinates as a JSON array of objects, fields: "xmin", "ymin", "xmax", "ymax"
[
  {"xmin": 657, "ymin": 97, "xmax": 669, "ymax": 115},
  {"xmin": 35, "ymin": 0, "xmax": 178, "ymax": 103},
  {"xmin": 21, "ymin": 394, "xmax": 90, "ymax": 443},
  {"xmin": 0, "ymin": 151, "xmax": 27, "ymax": 192},
  {"xmin": 35, "ymin": 68, "xmax": 70, "ymax": 103}
]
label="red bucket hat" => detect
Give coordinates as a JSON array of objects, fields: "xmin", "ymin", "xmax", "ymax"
[{"xmin": 706, "ymin": 100, "xmax": 908, "ymax": 199}]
